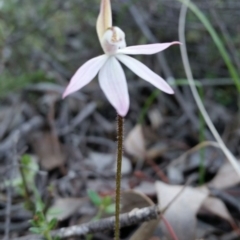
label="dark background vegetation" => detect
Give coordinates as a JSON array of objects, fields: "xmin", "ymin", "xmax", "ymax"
[{"xmin": 0, "ymin": 0, "xmax": 240, "ymax": 239}]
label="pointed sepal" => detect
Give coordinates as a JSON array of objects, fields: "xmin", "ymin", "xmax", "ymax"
[{"xmin": 96, "ymin": 0, "xmax": 112, "ymax": 42}]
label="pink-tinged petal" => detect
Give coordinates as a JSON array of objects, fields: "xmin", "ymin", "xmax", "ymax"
[
  {"xmin": 98, "ymin": 57, "xmax": 129, "ymax": 116},
  {"xmin": 116, "ymin": 55, "xmax": 174, "ymax": 94},
  {"xmin": 117, "ymin": 41, "xmax": 180, "ymax": 55},
  {"xmin": 63, "ymin": 55, "xmax": 108, "ymax": 98}
]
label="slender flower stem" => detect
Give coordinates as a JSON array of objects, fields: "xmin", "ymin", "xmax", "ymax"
[{"xmin": 115, "ymin": 114, "xmax": 124, "ymax": 240}]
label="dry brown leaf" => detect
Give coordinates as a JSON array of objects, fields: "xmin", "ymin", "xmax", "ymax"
[
  {"xmin": 30, "ymin": 131, "xmax": 65, "ymax": 170},
  {"xmin": 121, "ymin": 190, "xmax": 159, "ymax": 240},
  {"xmin": 125, "ymin": 124, "xmax": 146, "ymax": 159},
  {"xmin": 47, "ymin": 198, "xmax": 85, "ymax": 221},
  {"xmin": 201, "ymin": 196, "xmax": 234, "ymax": 224},
  {"xmin": 208, "ymin": 162, "xmax": 240, "ymax": 189},
  {"xmin": 121, "ymin": 190, "xmax": 154, "ymax": 213},
  {"xmin": 155, "ymin": 181, "xmax": 208, "ymax": 240}
]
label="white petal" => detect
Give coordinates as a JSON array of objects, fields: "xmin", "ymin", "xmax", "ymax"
[
  {"xmin": 116, "ymin": 55, "xmax": 174, "ymax": 94},
  {"xmin": 63, "ymin": 55, "xmax": 108, "ymax": 98},
  {"xmin": 117, "ymin": 42, "xmax": 180, "ymax": 55},
  {"xmin": 98, "ymin": 57, "xmax": 129, "ymax": 116}
]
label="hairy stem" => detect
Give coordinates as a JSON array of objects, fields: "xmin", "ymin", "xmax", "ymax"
[{"xmin": 115, "ymin": 114, "xmax": 124, "ymax": 240}]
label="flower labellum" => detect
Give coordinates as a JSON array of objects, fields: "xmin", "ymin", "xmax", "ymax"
[{"xmin": 63, "ymin": 0, "xmax": 180, "ymax": 117}]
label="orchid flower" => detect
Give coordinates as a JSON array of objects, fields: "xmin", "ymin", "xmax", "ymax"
[{"xmin": 63, "ymin": 0, "xmax": 180, "ymax": 117}]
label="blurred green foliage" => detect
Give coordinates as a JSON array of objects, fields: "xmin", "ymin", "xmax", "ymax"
[
  {"xmin": 4, "ymin": 154, "xmax": 38, "ymax": 198},
  {"xmin": 0, "ymin": 71, "xmax": 52, "ymax": 97},
  {"xmin": 87, "ymin": 189, "xmax": 115, "ymax": 216}
]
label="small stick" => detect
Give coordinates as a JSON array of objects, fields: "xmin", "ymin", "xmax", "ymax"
[{"xmin": 13, "ymin": 205, "xmax": 160, "ymax": 240}]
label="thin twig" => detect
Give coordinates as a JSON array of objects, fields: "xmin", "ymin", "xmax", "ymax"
[
  {"xmin": 169, "ymin": 141, "xmax": 220, "ymax": 168},
  {"xmin": 161, "ymin": 177, "xmax": 193, "ymax": 214},
  {"xmin": 146, "ymin": 157, "xmax": 169, "ymax": 183},
  {"xmin": 162, "ymin": 216, "xmax": 179, "ymax": 240},
  {"xmin": 12, "ymin": 205, "xmax": 160, "ymax": 240},
  {"xmin": 178, "ymin": 0, "xmax": 240, "ymax": 177}
]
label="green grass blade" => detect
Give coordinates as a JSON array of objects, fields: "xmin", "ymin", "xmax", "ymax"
[{"xmin": 176, "ymin": 0, "xmax": 240, "ymax": 92}]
